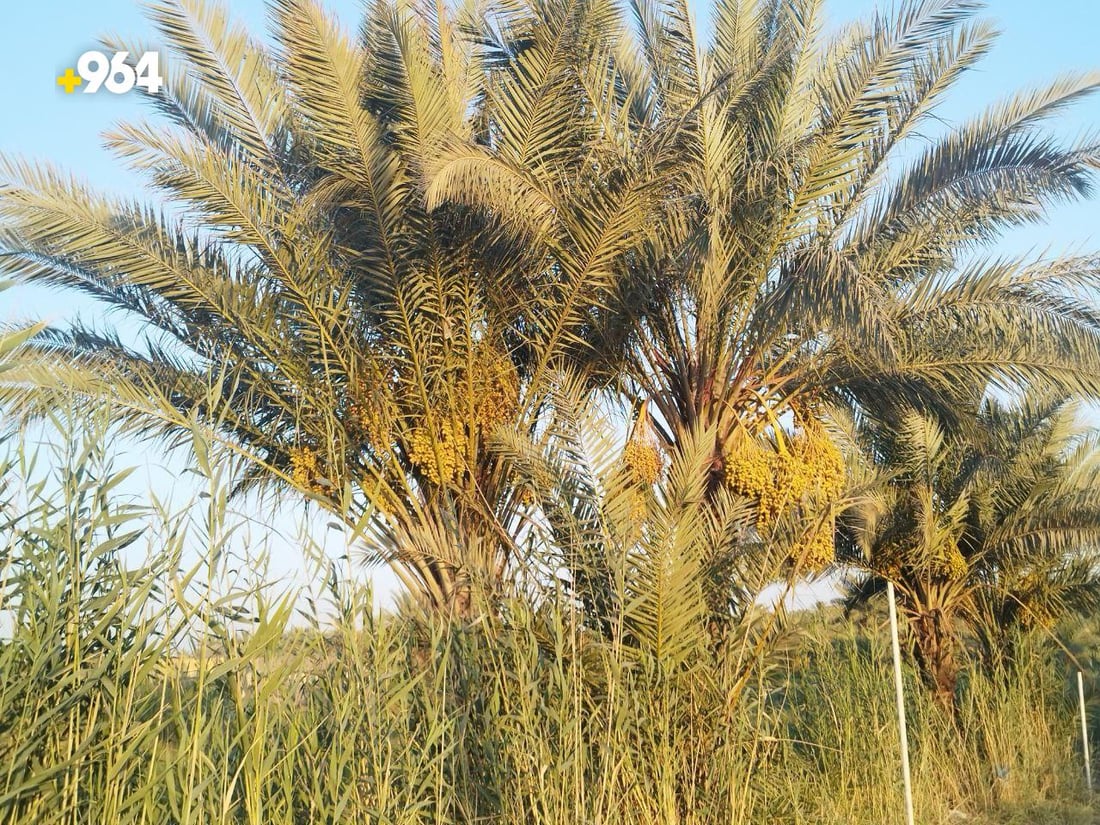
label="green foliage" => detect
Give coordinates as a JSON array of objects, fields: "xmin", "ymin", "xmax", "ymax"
[
  {"xmin": 0, "ymin": 450, "xmax": 1094, "ymax": 824},
  {"xmin": 0, "ymin": 422, "xmax": 1090, "ymax": 824}
]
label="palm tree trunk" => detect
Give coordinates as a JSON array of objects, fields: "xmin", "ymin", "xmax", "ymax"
[{"xmin": 909, "ymin": 608, "xmax": 959, "ymax": 712}]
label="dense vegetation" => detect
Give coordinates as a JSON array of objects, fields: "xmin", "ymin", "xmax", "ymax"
[
  {"xmin": 2, "ymin": 0, "xmax": 1100, "ymax": 820},
  {"xmin": 0, "ymin": 427, "xmax": 1096, "ymax": 825}
]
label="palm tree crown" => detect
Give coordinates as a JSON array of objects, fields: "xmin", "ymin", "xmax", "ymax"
[
  {"xmin": 2, "ymin": 0, "xmax": 1100, "ymax": 617},
  {"xmin": 843, "ymin": 392, "xmax": 1100, "ymax": 707}
]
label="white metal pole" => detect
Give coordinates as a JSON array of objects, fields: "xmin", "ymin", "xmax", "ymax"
[
  {"xmin": 1079, "ymin": 670, "xmax": 1092, "ymax": 792},
  {"xmin": 887, "ymin": 581, "xmax": 916, "ymax": 825}
]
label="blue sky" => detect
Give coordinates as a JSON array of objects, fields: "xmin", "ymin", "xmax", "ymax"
[{"xmin": 1, "ymin": 0, "xmax": 1099, "ymax": 602}]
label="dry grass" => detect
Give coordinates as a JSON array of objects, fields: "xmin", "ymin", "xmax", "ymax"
[{"xmin": 0, "ymin": 429, "xmax": 1096, "ymax": 825}]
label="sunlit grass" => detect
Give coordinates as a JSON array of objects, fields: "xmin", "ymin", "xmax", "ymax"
[{"xmin": 0, "ymin": 423, "xmax": 1095, "ymax": 825}]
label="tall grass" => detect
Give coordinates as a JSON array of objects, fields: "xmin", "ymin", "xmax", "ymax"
[{"xmin": 0, "ymin": 425, "xmax": 1095, "ymax": 824}]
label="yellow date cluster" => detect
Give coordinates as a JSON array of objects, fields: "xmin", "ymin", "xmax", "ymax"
[
  {"xmin": 622, "ymin": 439, "xmax": 663, "ymax": 486},
  {"xmin": 289, "ymin": 446, "xmax": 329, "ymax": 495},
  {"xmin": 873, "ymin": 534, "xmax": 969, "ymax": 585},
  {"xmin": 722, "ymin": 415, "xmax": 845, "ymax": 569},
  {"xmin": 405, "ymin": 345, "xmax": 520, "ymax": 487},
  {"xmin": 930, "ymin": 542, "xmax": 968, "ymax": 582},
  {"xmin": 289, "ymin": 345, "xmax": 520, "ymax": 497}
]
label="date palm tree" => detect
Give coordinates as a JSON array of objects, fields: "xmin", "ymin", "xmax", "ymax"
[
  {"xmin": 4, "ymin": 0, "xmax": 1100, "ymax": 618},
  {"xmin": 633, "ymin": 0, "xmax": 1100, "ymax": 516},
  {"xmin": 0, "ymin": 0, "xmax": 660, "ymax": 615},
  {"xmin": 842, "ymin": 394, "xmax": 1100, "ymax": 709},
  {"xmin": 428, "ymin": 0, "xmax": 1100, "ymax": 581}
]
